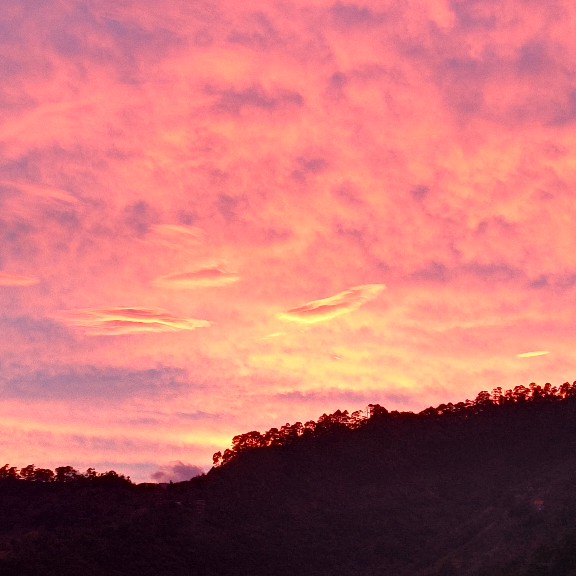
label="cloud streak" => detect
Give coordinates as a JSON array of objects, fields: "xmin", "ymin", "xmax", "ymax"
[
  {"xmin": 54, "ymin": 307, "xmax": 210, "ymax": 335},
  {"xmin": 278, "ymin": 284, "xmax": 386, "ymax": 324},
  {"xmin": 0, "ymin": 272, "xmax": 38, "ymax": 286},
  {"xmin": 153, "ymin": 267, "xmax": 239, "ymax": 288},
  {"xmin": 149, "ymin": 224, "xmax": 205, "ymax": 250},
  {"xmin": 0, "ymin": 181, "xmax": 78, "ymax": 204}
]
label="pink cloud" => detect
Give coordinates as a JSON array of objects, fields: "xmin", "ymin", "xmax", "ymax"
[
  {"xmin": 0, "ymin": 271, "xmax": 38, "ymax": 286},
  {"xmin": 153, "ymin": 267, "xmax": 239, "ymax": 288},
  {"xmin": 278, "ymin": 284, "xmax": 386, "ymax": 324},
  {"xmin": 1, "ymin": 0, "xmax": 576, "ymax": 481},
  {"xmin": 149, "ymin": 224, "xmax": 205, "ymax": 250},
  {"xmin": 0, "ymin": 180, "xmax": 78, "ymax": 203},
  {"xmin": 53, "ymin": 307, "xmax": 210, "ymax": 335}
]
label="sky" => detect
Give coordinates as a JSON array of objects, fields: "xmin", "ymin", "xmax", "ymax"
[{"xmin": 1, "ymin": 0, "xmax": 576, "ymax": 482}]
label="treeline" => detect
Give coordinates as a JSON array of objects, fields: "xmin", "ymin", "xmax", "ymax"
[
  {"xmin": 0, "ymin": 464, "xmax": 131, "ymax": 483},
  {"xmin": 213, "ymin": 380, "xmax": 576, "ymax": 466}
]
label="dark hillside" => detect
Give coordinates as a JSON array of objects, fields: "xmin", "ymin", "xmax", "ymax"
[{"xmin": 3, "ymin": 382, "xmax": 576, "ymax": 575}]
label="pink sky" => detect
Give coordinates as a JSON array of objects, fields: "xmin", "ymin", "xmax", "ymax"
[{"xmin": 1, "ymin": 0, "xmax": 576, "ymax": 482}]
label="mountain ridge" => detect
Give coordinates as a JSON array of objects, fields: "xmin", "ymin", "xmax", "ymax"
[{"xmin": 2, "ymin": 381, "xmax": 576, "ymax": 575}]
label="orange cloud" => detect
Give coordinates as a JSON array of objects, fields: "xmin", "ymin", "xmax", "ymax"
[
  {"xmin": 54, "ymin": 307, "xmax": 210, "ymax": 335},
  {"xmin": 278, "ymin": 284, "xmax": 386, "ymax": 324},
  {"xmin": 0, "ymin": 180, "xmax": 78, "ymax": 204},
  {"xmin": 517, "ymin": 351, "xmax": 549, "ymax": 358},
  {"xmin": 0, "ymin": 272, "xmax": 38, "ymax": 286},
  {"xmin": 153, "ymin": 267, "xmax": 239, "ymax": 288}
]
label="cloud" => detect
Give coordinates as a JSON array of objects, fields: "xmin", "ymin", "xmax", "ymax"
[
  {"xmin": 330, "ymin": 2, "xmax": 386, "ymax": 30},
  {"xmin": 151, "ymin": 460, "xmax": 204, "ymax": 483},
  {"xmin": 266, "ymin": 387, "xmax": 420, "ymax": 415},
  {"xmin": 123, "ymin": 201, "xmax": 159, "ymax": 237},
  {"xmin": 54, "ymin": 307, "xmax": 210, "ymax": 335},
  {"xmin": 174, "ymin": 411, "xmax": 221, "ymax": 421},
  {"xmin": 263, "ymin": 331, "xmax": 286, "ymax": 339},
  {"xmin": 0, "ymin": 271, "xmax": 38, "ymax": 286},
  {"xmin": 517, "ymin": 351, "xmax": 549, "ymax": 358},
  {"xmin": 0, "ymin": 180, "xmax": 78, "ymax": 203},
  {"xmin": 3, "ymin": 0, "xmax": 576, "ymax": 487},
  {"xmin": 208, "ymin": 84, "xmax": 304, "ymax": 116},
  {"xmin": 153, "ymin": 267, "xmax": 239, "ymax": 288},
  {"xmin": 277, "ymin": 284, "xmax": 385, "ymax": 324},
  {"xmin": 149, "ymin": 224, "xmax": 205, "ymax": 249},
  {"xmin": 0, "ymin": 365, "xmax": 189, "ymax": 400}
]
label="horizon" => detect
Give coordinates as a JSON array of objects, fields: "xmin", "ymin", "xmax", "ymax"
[
  {"xmin": 1, "ymin": 0, "xmax": 576, "ymax": 483},
  {"xmin": 4, "ymin": 377, "xmax": 574, "ymax": 483}
]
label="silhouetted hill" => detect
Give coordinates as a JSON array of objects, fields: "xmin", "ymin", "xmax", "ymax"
[{"xmin": 3, "ymin": 382, "xmax": 576, "ymax": 575}]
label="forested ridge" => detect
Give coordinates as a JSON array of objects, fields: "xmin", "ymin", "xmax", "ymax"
[
  {"xmin": 213, "ymin": 380, "xmax": 576, "ymax": 467},
  {"xmin": 3, "ymin": 381, "xmax": 576, "ymax": 575}
]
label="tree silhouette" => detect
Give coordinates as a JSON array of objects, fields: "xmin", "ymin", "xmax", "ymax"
[
  {"xmin": 55, "ymin": 466, "xmax": 79, "ymax": 482},
  {"xmin": 0, "ymin": 464, "xmax": 19, "ymax": 479},
  {"xmin": 33, "ymin": 467, "xmax": 55, "ymax": 482},
  {"xmin": 212, "ymin": 381, "xmax": 576, "ymax": 468}
]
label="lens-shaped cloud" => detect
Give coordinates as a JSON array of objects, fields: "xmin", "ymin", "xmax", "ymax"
[
  {"xmin": 0, "ymin": 272, "xmax": 38, "ymax": 286},
  {"xmin": 278, "ymin": 284, "xmax": 386, "ymax": 324},
  {"xmin": 153, "ymin": 267, "xmax": 239, "ymax": 288},
  {"xmin": 517, "ymin": 351, "xmax": 549, "ymax": 358},
  {"xmin": 0, "ymin": 180, "xmax": 78, "ymax": 203},
  {"xmin": 54, "ymin": 307, "xmax": 210, "ymax": 335}
]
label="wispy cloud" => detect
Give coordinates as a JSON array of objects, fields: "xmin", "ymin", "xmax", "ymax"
[
  {"xmin": 0, "ymin": 272, "xmax": 38, "ymax": 286},
  {"xmin": 0, "ymin": 365, "xmax": 189, "ymax": 400},
  {"xmin": 149, "ymin": 224, "xmax": 205, "ymax": 250},
  {"xmin": 54, "ymin": 307, "xmax": 210, "ymax": 335},
  {"xmin": 517, "ymin": 351, "xmax": 549, "ymax": 358},
  {"xmin": 0, "ymin": 181, "xmax": 78, "ymax": 204},
  {"xmin": 263, "ymin": 331, "xmax": 286, "ymax": 339},
  {"xmin": 153, "ymin": 267, "xmax": 239, "ymax": 288},
  {"xmin": 278, "ymin": 284, "xmax": 386, "ymax": 324}
]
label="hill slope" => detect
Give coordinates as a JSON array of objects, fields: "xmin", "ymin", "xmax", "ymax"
[{"xmin": 3, "ymin": 383, "xmax": 576, "ymax": 575}]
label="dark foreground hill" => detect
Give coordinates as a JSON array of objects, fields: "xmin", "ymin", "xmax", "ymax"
[{"xmin": 3, "ymin": 383, "xmax": 576, "ymax": 575}]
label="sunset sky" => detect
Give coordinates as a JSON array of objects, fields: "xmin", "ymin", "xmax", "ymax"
[{"xmin": 1, "ymin": 0, "xmax": 576, "ymax": 482}]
